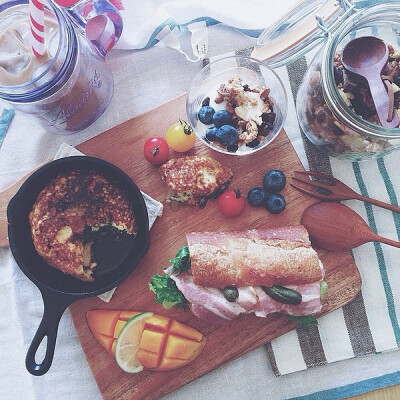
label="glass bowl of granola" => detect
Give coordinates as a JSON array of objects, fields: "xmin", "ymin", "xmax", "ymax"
[
  {"xmin": 186, "ymin": 55, "xmax": 287, "ymax": 155},
  {"xmin": 296, "ymin": 3, "xmax": 400, "ymax": 161}
]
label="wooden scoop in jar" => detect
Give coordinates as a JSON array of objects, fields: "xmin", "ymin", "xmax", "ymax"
[{"xmin": 341, "ymin": 36, "xmax": 399, "ymax": 128}]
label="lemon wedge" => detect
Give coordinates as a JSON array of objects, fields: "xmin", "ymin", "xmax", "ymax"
[{"xmin": 115, "ymin": 311, "xmax": 153, "ymax": 373}]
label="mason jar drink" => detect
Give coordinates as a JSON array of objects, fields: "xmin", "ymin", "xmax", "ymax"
[{"xmin": 0, "ymin": 0, "xmax": 118, "ymax": 133}]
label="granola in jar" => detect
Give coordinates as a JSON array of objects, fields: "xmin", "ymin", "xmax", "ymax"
[{"xmin": 304, "ymin": 42, "xmax": 400, "ymax": 154}]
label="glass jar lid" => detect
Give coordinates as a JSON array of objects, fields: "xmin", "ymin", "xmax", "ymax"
[{"xmin": 252, "ymin": 0, "xmax": 354, "ymax": 68}]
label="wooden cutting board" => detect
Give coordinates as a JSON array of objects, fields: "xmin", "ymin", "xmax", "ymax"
[
  {"xmin": 71, "ymin": 94, "xmax": 361, "ymax": 399},
  {"xmin": 1, "ymin": 94, "xmax": 361, "ymax": 399}
]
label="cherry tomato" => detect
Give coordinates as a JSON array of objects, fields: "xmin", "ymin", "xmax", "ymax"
[
  {"xmin": 143, "ymin": 136, "xmax": 169, "ymax": 165},
  {"xmin": 218, "ymin": 189, "xmax": 246, "ymax": 218},
  {"xmin": 166, "ymin": 120, "xmax": 196, "ymax": 152}
]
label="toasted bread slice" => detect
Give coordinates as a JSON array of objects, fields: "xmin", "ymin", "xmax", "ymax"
[{"xmin": 158, "ymin": 155, "xmax": 233, "ymax": 206}]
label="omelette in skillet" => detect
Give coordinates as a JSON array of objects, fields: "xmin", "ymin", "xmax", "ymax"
[{"xmin": 29, "ymin": 170, "xmax": 136, "ymax": 281}]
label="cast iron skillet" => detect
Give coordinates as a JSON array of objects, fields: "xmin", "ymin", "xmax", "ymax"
[{"xmin": 7, "ymin": 156, "xmax": 150, "ymax": 376}]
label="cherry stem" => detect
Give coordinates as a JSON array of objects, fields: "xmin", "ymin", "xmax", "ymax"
[{"xmin": 234, "ymin": 189, "xmax": 241, "ymax": 198}]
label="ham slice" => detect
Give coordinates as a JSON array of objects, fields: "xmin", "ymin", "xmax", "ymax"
[
  {"xmin": 252, "ymin": 284, "xmax": 322, "ymax": 318},
  {"xmin": 170, "ymin": 271, "xmax": 246, "ymax": 320},
  {"xmin": 164, "ymin": 226, "xmax": 324, "ymax": 324},
  {"xmin": 170, "ymin": 270, "xmax": 323, "ymax": 324}
]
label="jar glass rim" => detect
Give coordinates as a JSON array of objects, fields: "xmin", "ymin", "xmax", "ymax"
[
  {"xmin": 322, "ymin": 2, "xmax": 400, "ymax": 140},
  {"xmin": 0, "ymin": 0, "xmax": 70, "ymax": 96},
  {"xmin": 255, "ymin": 0, "xmax": 348, "ymax": 68}
]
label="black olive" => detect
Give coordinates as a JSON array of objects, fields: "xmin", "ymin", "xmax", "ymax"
[{"xmin": 223, "ymin": 286, "xmax": 239, "ymax": 302}]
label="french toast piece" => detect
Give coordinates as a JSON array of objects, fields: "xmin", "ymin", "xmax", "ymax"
[{"xmin": 158, "ymin": 155, "xmax": 233, "ymax": 206}]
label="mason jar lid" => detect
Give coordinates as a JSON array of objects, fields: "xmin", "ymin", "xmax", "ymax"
[{"xmin": 251, "ymin": 0, "xmax": 354, "ymax": 68}]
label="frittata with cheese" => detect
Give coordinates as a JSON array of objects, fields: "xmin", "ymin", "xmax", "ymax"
[{"xmin": 29, "ymin": 170, "xmax": 136, "ymax": 281}]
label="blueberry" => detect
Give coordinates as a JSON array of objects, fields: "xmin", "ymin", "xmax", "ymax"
[
  {"xmin": 265, "ymin": 193, "xmax": 286, "ymax": 214},
  {"xmin": 213, "ymin": 110, "xmax": 232, "ymax": 128},
  {"xmin": 216, "ymin": 125, "xmax": 238, "ymax": 147},
  {"xmin": 394, "ymin": 75, "xmax": 400, "ymax": 87},
  {"xmin": 198, "ymin": 106, "xmax": 215, "ymax": 124},
  {"xmin": 205, "ymin": 127, "xmax": 218, "ymax": 141},
  {"xmin": 247, "ymin": 187, "xmax": 267, "ymax": 207},
  {"xmin": 263, "ymin": 169, "xmax": 286, "ymax": 193}
]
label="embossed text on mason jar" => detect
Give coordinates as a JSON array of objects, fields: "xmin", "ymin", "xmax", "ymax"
[{"xmin": 50, "ymin": 70, "xmax": 103, "ymax": 126}]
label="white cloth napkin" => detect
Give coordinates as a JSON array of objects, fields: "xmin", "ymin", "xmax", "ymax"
[
  {"xmin": 53, "ymin": 143, "xmax": 163, "ymax": 302},
  {"xmin": 115, "ymin": 0, "xmax": 299, "ymax": 61}
]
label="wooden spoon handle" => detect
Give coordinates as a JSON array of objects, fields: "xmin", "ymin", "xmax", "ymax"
[
  {"xmin": 367, "ymin": 74, "xmax": 399, "ymax": 127},
  {"xmin": 374, "ymin": 234, "xmax": 400, "ymax": 248},
  {"xmin": 355, "ymin": 193, "xmax": 400, "ymax": 213}
]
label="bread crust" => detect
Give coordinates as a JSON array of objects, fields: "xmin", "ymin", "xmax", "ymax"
[{"xmin": 187, "ymin": 226, "xmax": 323, "ymax": 287}]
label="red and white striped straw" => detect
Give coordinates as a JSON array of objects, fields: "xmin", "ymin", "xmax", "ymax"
[{"xmin": 29, "ymin": 0, "xmax": 45, "ymax": 57}]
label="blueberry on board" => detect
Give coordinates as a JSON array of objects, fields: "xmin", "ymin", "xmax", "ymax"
[
  {"xmin": 247, "ymin": 187, "xmax": 267, "ymax": 207},
  {"xmin": 265, "ymin": 193, "xmax": 286, "ymax": 214},
  {"xmin": 198, "ymin": 106, "xmax": 215, "ymax": 124},
  {"xmin": 213, "ymin": 110, "xmax": 232, "ymax": 128},
  {"xmin": 205, "ymin": 127, "xmax": 218, "ymax": 141},
  {"xmin": 263, "ymin": 169, "xmax": 286, "ymax": 193},
  {"xmin": 216, "ymin": 125, "xmax": 238, "ymax": 147}
]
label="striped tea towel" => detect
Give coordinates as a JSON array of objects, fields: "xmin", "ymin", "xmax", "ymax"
[
  {"xmin": 0, "ymin": 108, "xmax": 14, "ymax": 149},
  {"xmin": 53, "ymin": 143, "xmax": 164, "ymax": 302},
  {"xmin": 260, "ymin": 47, "xmax": 400, "ymax": 376}
]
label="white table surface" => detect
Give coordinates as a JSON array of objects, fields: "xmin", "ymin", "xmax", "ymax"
[{"xmin": 2, "ymin": 23, "xmax": 400, "ymax": 400}]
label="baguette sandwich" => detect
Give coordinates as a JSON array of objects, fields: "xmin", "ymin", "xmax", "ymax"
[{"xmin": 150, "ymin": 225, "xmax": 327, "ymax": 325}]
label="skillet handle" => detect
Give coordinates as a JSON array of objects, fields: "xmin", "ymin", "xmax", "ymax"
[{"xmin": 26, "ymin": 290, "xmax": 75, "ymax": 376}]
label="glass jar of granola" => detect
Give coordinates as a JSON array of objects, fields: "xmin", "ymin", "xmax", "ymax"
[{"xmin": 255, "ymin": 0, "xmax": 400, "ymax": 160}]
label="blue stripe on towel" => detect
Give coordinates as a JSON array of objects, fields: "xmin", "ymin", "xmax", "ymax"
[
  {"xmin": 288, "ymin": 370, "xmax": 400, "ymax": 400},
  {"xmin": 352, "ymin": 162, "xmax": 400, "ymax": 346},
  {"xmin": 0, "ymin": 108, "xmax": 14, "ymax": 148},
  {"xmin": 377, "ymin": 158, "xmax": 400, "ymax": 240}
]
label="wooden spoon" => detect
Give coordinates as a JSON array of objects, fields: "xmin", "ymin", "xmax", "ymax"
[
  {"xmin": 341, "ymin": 36, "xmax": 399, "ymax": 128},
  {"xmin": 301, "ymin": 202, "xmax": 400, "ymax": 251}
]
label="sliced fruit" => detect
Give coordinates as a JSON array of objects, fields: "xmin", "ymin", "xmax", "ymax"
[
  {"xmin": 115, "ymin": 312, "xmax": 153, "ymax": 373},
  {"xmin": 86, "ymin": 310, "xmax": 139, "ymax": 355},
  {"xmin": 137, "ymin": 315, "xmax": 206, "ymax": 371},
  {"xmin": 86, "ymin": 310, "xmax": 207, "ymax": 373}
]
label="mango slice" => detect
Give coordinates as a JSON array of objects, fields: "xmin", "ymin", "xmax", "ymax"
[{"xmin": 86, "ymin": 310, "xmax": 206, "ymax": 371}]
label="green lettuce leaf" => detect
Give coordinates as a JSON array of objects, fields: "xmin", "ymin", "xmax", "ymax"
[
  {"xmin": 149, "ymin": 273, "xmax": 189, "ymax": 310},
  {"xmin": 169, "ymin": 246, "xmax": 191, "ymax": 275}
]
